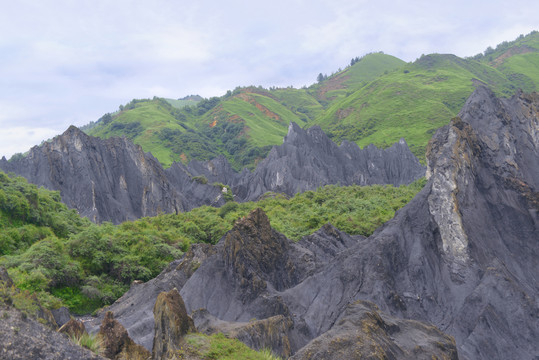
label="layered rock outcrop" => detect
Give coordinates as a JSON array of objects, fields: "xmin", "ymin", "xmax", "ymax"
[
  {"xmin": 0, "ymin": 122, "xmax": 425, "ymax": 224},
  {"xmin": 187, "ymin": 122, "xmax": 426, "ymax": 202},
  {"xmin": 84, "ymin": 87, "xmax": 538, "ymax": 359},
  {"xmin": 98, "ymin": 311, "xmax": 150, "ymax": 360},
  {"xmin": 0, "ymin": 126, "xmax": 224, "ymax": 224},
  {"xmin": 152, "ymin": 289, "xmax": 195, "ymax": 360},
  {"xmin": 290, "ymin": 300, "xmax": 458, "ymax": 360},
  {"xmin": 193, "ymin": 310, "xmax": 294, "ymax": 358}
]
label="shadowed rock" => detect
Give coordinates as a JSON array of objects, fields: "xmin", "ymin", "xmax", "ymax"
[
  {"xmin": 0, "ymin": 303, "xmax": 104, "ymax": 359},
  {"xmin": 152, "ymin": 289, "xmax": 195, "ymax": 360},
  {"xmin": 193, "ymin": 309, "xmax": 294, "ymax": 358},
  {"xmin": 290, "ymin": 300, "xmax": 458, "ymax": 360},
  {"xmin": 98, "ymin": 311, "xmax": 150, "ymax": 360},
  {"xmin": 0, "ymin": 123, "xmax": 425, "ymax": 224},
  {"xmin": 0, "ymin": 126, "xmax": 223, "ymax": 224},
  {"xmin": 189, "ymin": 122, "xmax": 426, "ymax": 202},
  {"xmin": 51, "ymin": 307, "xmax": 71, "ymax": 328}
]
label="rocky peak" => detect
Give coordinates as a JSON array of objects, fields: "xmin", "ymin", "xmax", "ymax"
[
  {"xmin": 291, "ymin": 300, "xmax": 458, "ymax": 360},
  {"xmin": 98, "ymin": 311, "xmax": 150, "ymax": 360},
  {"xmin": 152, "ymin": 289, "xmax": 195, "ymax": 360},
  {"xmin": 0, "ymin": 126, "xmax": 227, "ymax": 224},
  {"xmin": 223, "ymin": 208, "xmax": 297, "ymax": 296}
]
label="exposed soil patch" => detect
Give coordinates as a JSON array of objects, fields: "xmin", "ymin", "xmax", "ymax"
[
  {"xmin": 491, "ymin": 45, "xmax": 534, "ymax": 67},
  {"xmin": 317, "ymin": 74, "xmax": 350, "ymax": 100},
  {"xmin": 237, "ymin": 93, "xmax": 280, "ymax": 121}
]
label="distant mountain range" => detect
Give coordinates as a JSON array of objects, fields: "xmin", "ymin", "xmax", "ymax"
[
  {"xmin": 0, "ymin": 122, "xmax": 425, "ymax": 224},
  {"xmin": 79, "ymin": 31, "xmax": 539, "ymax": 169}
]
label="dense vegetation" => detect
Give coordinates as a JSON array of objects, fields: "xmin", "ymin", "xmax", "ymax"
[
  {"xmin": 80, "ymin": 32, "xmax": 539, "ymax": 168},
  {"xmin": 0, "ymin": 170, "xmax": 425, "ymax": 314}
]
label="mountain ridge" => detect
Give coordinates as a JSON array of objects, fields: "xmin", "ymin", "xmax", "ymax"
[
  {"xmin": 0, "ymin": 122, "xmax": 425, "ymax": 224},
  {"xmin": 73, "ymin": 31, "xmax": 539, "ymax": 170}
]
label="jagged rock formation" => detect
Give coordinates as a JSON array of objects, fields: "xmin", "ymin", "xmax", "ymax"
[
  {"xmin": 0, "ymin": 126, "xmax": 224, "ymax": 224},
  {"xmin": 51, "ymin": 307, "xmax": 71, "ymax": 328},
  {"xmin": 98, "ymin": 311, "xmax": 150, "ymax": 360},
  {"xmin": 82, "ymin": 87, "xmax": 538, "ymax": 359},
  {"xmin": 0, "ymin": 122, "xmax": 425, "ymax": 224},
  {"xmin": 151, "ymin": 289, "xmax": 195, "ymax": 360},
  {"xmin": 85, "ymin": 244, "xmax": 215, "ymax": 351},
  {"xmin": 193, "ymin": 310, "xmax": 294, "ymax": 358},
  {"xmin": 290, "ymin": 300, "xmax": 458, "ymax": 360},
  {"xmin": 0, "ymin": 303, "xmax": 105, "ymax": 360},
  {"xmin": 187, "ymin": 122, "xmax": 426, "ymax": 202}
]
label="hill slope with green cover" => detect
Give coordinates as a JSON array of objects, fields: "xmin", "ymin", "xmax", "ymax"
[
  {"xmin": 83, "ymin": 31, "xmax": 539, "ymax": 167},
  {"xmin": 0, "ymin": 169, "xmax": 425, "ymax": 314}
]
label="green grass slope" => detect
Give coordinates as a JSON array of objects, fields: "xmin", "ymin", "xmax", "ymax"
[
  {"xmin": 87, "ymin": 98, "xmax": 195, "ymax": 167},
  {"xmin": 311, "ymin": 52, "xmax": 406, "ymax": 104},
  {"xmin": 83, "ymin": 32, "xmax": 539, "ymax": 168},
  {"xmin": 314, "ymin": 48, "xmax": 535, "ymax": 159}
]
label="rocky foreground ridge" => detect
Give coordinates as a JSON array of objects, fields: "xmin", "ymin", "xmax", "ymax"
[
  {"xmin": 82, "ymin": 86, "xmax": 538, "ymax": 360},
  {"xmin": 0, "ymin": 121, "xmax": 425, "ymax": 224}
]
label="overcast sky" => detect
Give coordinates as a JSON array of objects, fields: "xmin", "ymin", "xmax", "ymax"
[{"xmin": 0, "ymin": 0, "xmax": 537, "ymax": 158}]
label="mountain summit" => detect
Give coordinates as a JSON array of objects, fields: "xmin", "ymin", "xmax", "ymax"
[{"xmin": 1, "ymin": 123, "xmax": 425, "ymax": 223}]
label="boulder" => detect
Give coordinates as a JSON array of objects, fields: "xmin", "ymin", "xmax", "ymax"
[
  {"xmin": 291, "ymin": 300, "xmax": 458, "ymax": 360},
  {"xmin": 98, "ymin": 311, "xmax": 150, "ymax": 360},
  {"xmin": 193, "ymin": 309, "xmax": 294, "ymax": 358},
  {"xmin": 152, "ymin": 289, "xmax": 195, "ymax": 360}
]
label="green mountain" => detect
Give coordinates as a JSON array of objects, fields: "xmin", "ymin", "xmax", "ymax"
[{"xmin": 84, "ymin": 31, "xmax": 539, "ymax": 168}]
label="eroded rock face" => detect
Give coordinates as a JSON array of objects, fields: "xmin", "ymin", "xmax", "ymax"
[
  {"xmin": 84, "ymin": 243, "xmax": 215, "ymax": 351},
  {"xmin": 0, "ymin": 122, "xmax": 424, "ymax": 224},
  {"xmin": 152, "ymin": 289, "xmax": 195, "ymax": 360},
  {"xmin": 98, "ymin": 311, "xmax": 150, "ymax": 360},
  {"xmin": 0, "ymin": 303, "xmax": 104, "ymax": 360},
  {"xmin": 189, "ymin": 122, "xmax": 426, "ymax": 202},
  {"xmin": 290, "ymin": 301, "xmax": 458, "ymax": 360},
  {"xmin": 281, "ymin": 86, "xmax": 539, "ymax": 359},
  {"xmin": 0, "ymin": 126, "xmax": 223, "ymax": 224},
  {"xmin": 97, "ymin": 88, "xmax": 538, "ymax": 359},
  {"xmin": 193, "ymin": 309, "xmax": 294, "ymax": 359}
]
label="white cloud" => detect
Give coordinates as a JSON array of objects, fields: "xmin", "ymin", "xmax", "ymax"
[{"xmin": 0, "ymin": 126, "xmax": 59, "ymax": 159}]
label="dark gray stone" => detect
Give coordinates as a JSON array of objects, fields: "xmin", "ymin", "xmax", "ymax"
[
  {"xmin": 290, "ymin": 300, "xmax": 458, "ymax": 360},
  {"xmin": 0, "ymin": 123, "xmax": 424, "ymax": 224},
  {"xmin": 51, "ymin": 307, "xmax": 71, "ymax": 328},
  {"xmin": 0, "ymin": 126, "xmax": 223, "ymax": 224},
  {"xmin": 0, "ymin": 303, "xmax": 104, "ymax": 359},
  {"xmin": 188, "ymin": 122, "xmax": 426, "ymax": 202},
  {"xmin": 97, "ymin": 87, "xmax": 538, "ymax": 359}
]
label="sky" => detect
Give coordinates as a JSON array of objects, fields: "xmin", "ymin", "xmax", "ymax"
[{"xmin": 0, "ymin": 0, "xmax": 537, "ymax": 158}]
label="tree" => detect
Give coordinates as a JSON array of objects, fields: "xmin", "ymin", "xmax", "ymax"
[{"xmin": 317, "ymin": 73, "xmax": 327, "ymax": 83}]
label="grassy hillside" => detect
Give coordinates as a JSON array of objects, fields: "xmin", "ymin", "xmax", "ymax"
[
  {"xmin": 315, "ymin": 53, "xmax": 521, "ymax": 158},
  {"xmin": 311, "ymin": 52, "xmax": 407, "ymax": 104},
  {"xmin": 84, "ymin": 32, "xmax": 539, "ymax": 167}
]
